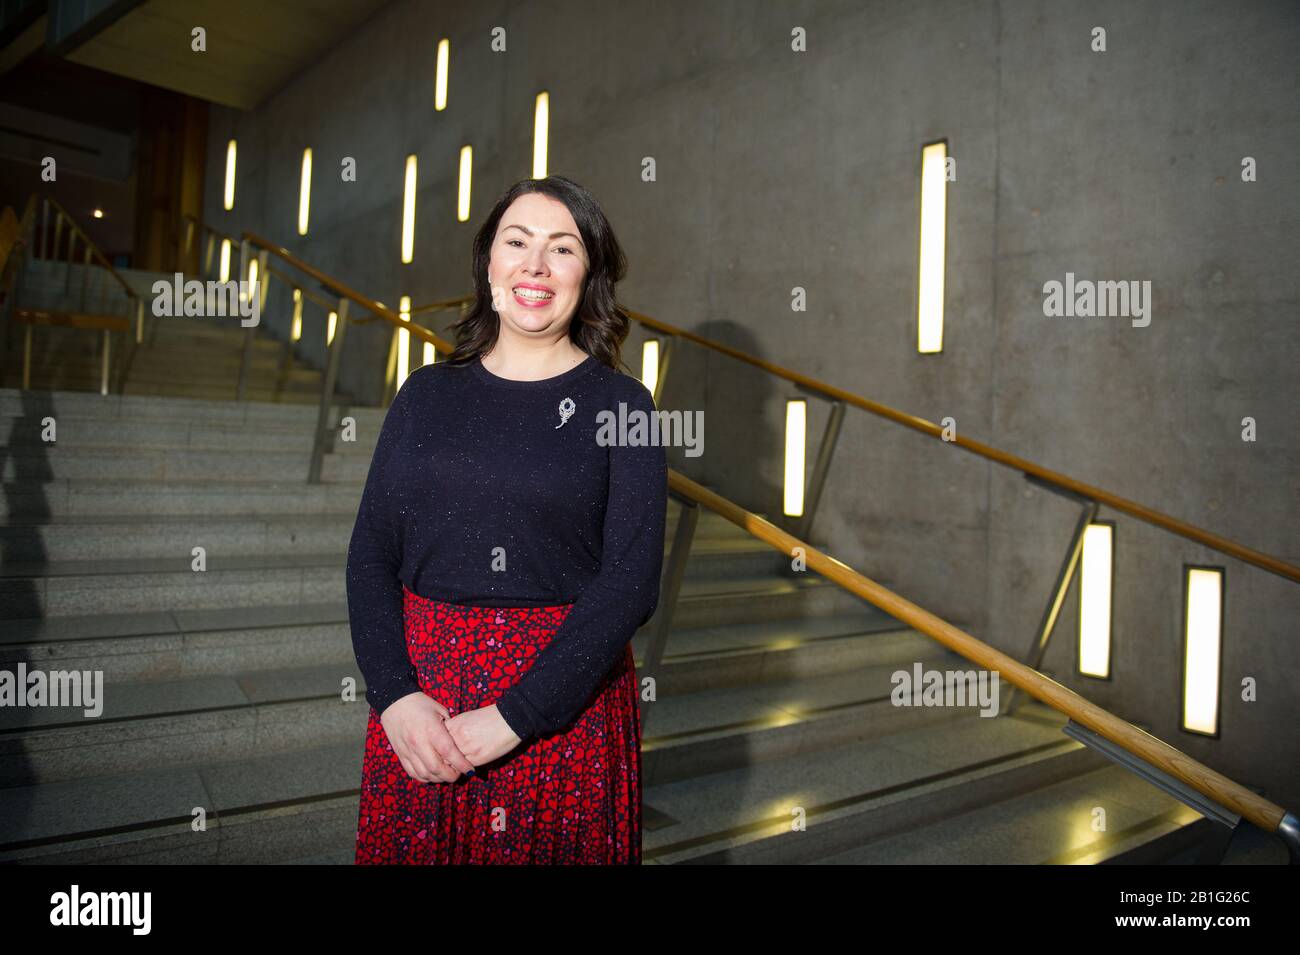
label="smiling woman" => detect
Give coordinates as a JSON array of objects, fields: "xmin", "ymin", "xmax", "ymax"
[{"xmin": 348, "ymin": 176, "xmax": 668, "ymax": 865}]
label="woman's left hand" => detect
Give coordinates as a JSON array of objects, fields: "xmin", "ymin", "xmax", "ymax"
[{"xmin": 443, "ymin": 704, "xmax": 523, "ymax": 767}]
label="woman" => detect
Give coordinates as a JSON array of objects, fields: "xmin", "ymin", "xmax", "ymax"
[{"xmin": 348, "ymin": 176, "xmax": 667, "ymax": 864}]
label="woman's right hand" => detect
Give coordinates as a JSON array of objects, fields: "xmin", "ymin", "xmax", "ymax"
[{"xmin": 379, "ymin": 691, "xmax": 477, "ymax": 783}]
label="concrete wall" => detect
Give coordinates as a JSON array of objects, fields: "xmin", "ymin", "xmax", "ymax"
[{"xmin": 203, "ymin": 0, "xmax": 1300, "ymax": 809}]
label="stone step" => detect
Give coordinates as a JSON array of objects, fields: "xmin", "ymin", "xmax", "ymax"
[
  {"xmin": 0, "ymin": 445, "xmax": 370, "ymax": 482},
  {"xmin": 1, "ymin": 600, "xmax": 355, "ymax": 682},
  {"xmin": 0, "ymin": 699, "xmax": 1215, "ymax": 865},
  {"xmin": 0, "ymin": 417, "xmax": 378, "ymax": 454},
  {"xmin": 3, "ymin": 334, "xmax": 298, "ymax": 364},
  {"xmin": 0, "ymin": 594, "xmax": 903, "ymax": 682},
  {"xmin": 0, "ymin": 511, "xmax": 784, "ymax": 563},
  {"xmin": 809, "ymin": 762, "xmax": 1213, "ymax": 865},
  {"xmin": 640, "ymin": 702, "xmax": 1209, "ymax": 864},
  {"xmin": 0, "ymin": 478, "xmax": 363, "ymax": 520},
  {"xmin": 0, "ymin": 661, "xmax": 367, "ymax": 786},
  {"xmin": 0, "ymin": 387, "xmax": 378, "ymax": 426},
  {"xmin": 1, "ymin": 617, "xmax": 917, "ymax": 785},
  {"xmin": 13, "ymin": 357, "xmax": 328, "ymax": 385},
  {"xmin": 0, "ymin": 623, "xmax": 965, "ymax": 862},
  {"xmin": 0, "ymin": 553, "xmax": 867, "ymax": 623},
  {"xmin": 0, "ymin": 740, "xmax": 364, "ymax": 864},
  {"xmin": 0, "ymin": 475, "xmax": 755, "ymax": 529},
  {"xmin": 1, "ymin": 378, "xmax": 345, "ymax": 405},
  {"xmin": 0, "ymin": 512, "xmax": 358, "ymax": 560},
  {"xmin": 0, "ymin": 608, "xmax": 909, "ymax": 779}
]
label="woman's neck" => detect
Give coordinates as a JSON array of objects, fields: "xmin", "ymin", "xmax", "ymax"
[{"xmin": 480, "ymin": 340, "xmax": 588, "ymax": 381}]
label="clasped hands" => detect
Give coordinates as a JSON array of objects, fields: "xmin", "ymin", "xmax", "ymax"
[{"xmin": 379, "ymin": 692, "xmax": 522, "ymax": 783}]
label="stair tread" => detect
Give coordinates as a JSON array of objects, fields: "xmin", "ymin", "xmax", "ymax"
[
  {"xmin": 0, "ymin": 387, "xmax": 377, "ymax": 418},
  {"xmin": 643, "ymin": 641, "xmax": 965, "ymax": 741},
  {"xmin": 0, "ymin": 550, "xmax": 345, "ymax": 578},
  {"xmin": 0, "ymin": 740, "xmax": 362, "ymax": 850},
  {"xmin": 0, "ymin": 661, "xmax": 361, "ymax": 730},
  {"xmin": 0, "ymin": 512, "xmax": 355, "ymax": 528},
  {"xmin": 815, "ymin": 764, "xmax": 1204, "ymax": 865},
  {"xmin": 0, "ymin": 602, "xmax": 888, "ymax": 650},
  {"xmin": 643, "ymin": 706, "xmax": 1078, "ymax": 857},
  {"xmin": 0, "ymin": 624, "xmax": 934, "ymax": 730},
  {"xmin": 0, "ymin": 599, "xmax": 349, "ymax": 644}
]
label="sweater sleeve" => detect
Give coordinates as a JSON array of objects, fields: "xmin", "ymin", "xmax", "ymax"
[
  {"xmin": 493, "ymin": 380, "xmax": 668, "ymax": 742},
  {"xmin": 346, "ymin": 374, "xmax": 423, "ymax": 717}
]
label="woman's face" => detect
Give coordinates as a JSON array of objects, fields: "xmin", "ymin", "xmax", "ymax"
[{"xmin": 486, "ymin": 192, "xmax": 589, "ymax": 340}]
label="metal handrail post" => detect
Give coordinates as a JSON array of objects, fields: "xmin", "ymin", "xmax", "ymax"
[
  {"xmin": 80, "ymin": 245, "xmax": 91, "ymax": 312},
  {"xmin": 654, "ymin": 335, "xmax": 672, "ymax": 404},
  {"xmin": 52, "ymin": 213, "xmax": 63, "ymax": 273},
  {"xmin": 1062, "ymin": 719, "xmax": 1298, "ymax": 864},
  {"xmin": 64, "ymin": 229, "xmax": 75, "ymax": 293},
  {"xmin": 99, "ymin": 328, "xmax": 110, "ymax": 396},
  {"xmin": 794, "ymin": 392, "xmax": 846, "ymax": 544},
  {"xmin": 1003, "ymin": 476, "xmax": 1100, "ymax": 716},
  {"xmin": 637, "ymin": 492, "xmax": 699, "ymax": 734},
  {"xmin": 308, "ymin": 297, "xmax": 350, "ymax": 483},
  {"xmin": 235, "ymin": 239, "xmax": 254, "ymax": 400}
]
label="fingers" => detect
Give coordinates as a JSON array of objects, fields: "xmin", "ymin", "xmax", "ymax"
[
  {"xmin": 396, "ymin": 752, "xmax": 437, "ymax": 783},
  {"xmin": 410, "ymin": 721, "xmax": 461, "ymax": 782},
  {"xmin": 430, "ymin": 718, "xmax": 476, "ymax": 775},
  {"xmin": 395, "ymin": 729, "xmax": 456, "ymax": 783}
]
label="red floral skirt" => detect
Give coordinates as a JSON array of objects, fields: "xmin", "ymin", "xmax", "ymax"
[{"xmin": 354, "ymin": 585, "xmax": 642, "ymax": 864}]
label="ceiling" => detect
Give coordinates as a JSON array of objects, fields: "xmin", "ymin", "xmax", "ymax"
[{"xmin": 63, "ymin": 0, "xmax": 393, "ymax": 110}]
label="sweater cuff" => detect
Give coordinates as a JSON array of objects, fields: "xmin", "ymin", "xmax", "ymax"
[
  {"xmin": 367, "ymin": 668, "xmax": 424, "ymax": 718},
  {"xmin": 495, "ymin": 688, "xmax": 544, "ymax": 743}
]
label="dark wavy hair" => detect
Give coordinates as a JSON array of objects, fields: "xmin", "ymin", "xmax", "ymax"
[{"xmin": 446, "ymin": 176, "xmax": 634, "ymax": 375}]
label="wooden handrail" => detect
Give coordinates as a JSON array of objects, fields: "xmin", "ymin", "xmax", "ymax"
[
  {"xmin": 669, "ymin": 468, "xmax": 1292, "ymax": 840},
  {"xmin": 42, "ymin": 196, "xmax": 138, "ymax": 302},
  {"xmin": 240, "ymin": 225, "xmax": 1295, "ymax": 851},
  {"xmin": 627, "ymin": 309, "xmax": 1300, "ymax": 584},
  {"xmin": 241, "ymin": 231, "xmax": 454, "ymax": 355}
]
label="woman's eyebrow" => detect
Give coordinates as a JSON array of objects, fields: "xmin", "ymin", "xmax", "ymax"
[{"xmin": 502, "ymin": 223, "xmax": 583, "ymax": 243}]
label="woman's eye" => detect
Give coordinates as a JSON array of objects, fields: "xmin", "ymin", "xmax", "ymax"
[{"xmin": 507, "ymin": 238, "xmax": 572, "ymax": 254}]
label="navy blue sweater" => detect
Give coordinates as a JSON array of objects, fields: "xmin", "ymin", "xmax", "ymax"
[{"xmin": 345, "ymin": 352, "xmax": 667, "ymax": 743}]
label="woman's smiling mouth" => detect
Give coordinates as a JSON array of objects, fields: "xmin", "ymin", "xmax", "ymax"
[{"xmin": 513, "ymin": 284, "xmax": 555, "ymax": 307}]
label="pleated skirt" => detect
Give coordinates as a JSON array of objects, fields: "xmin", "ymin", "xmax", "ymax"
[{"xmin": 354, "ymin": 585, "xmax": 642, "ymax": 864}]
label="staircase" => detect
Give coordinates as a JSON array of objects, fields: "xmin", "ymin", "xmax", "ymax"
[
  {"xmin": 1, "ymin": 384, "xmax": 1278, "ymax": 864},
  {"xmin": 2, "ymin": 259, "xmax": 346, "ymax": 403}
]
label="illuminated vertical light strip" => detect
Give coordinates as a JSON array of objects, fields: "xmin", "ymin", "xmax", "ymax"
[
  {"xmin": 327, "ymin": 310, "xmax": 337, "ymax": 346},
  {"xmin": 1078, "ymin": 523, "xmax": 1113, "ymax": 678},
  {"xmin": 783, "ymin": 399, "xmax": 807, "ymax": 517},
  {"xmin": 397, "ymin": 296, "xmax": 411, "ymax": 388},
  {"xmin": 641, "ymin": 340, "xmax": 660, "ymax": 396},
  {"xmin": 1182, "ymin": 567, "xmax": 1223, "ymax": 736},
  {"xmin": 291, "ymin": 289, "xmax": 303, "ymax": 341},
  {"xmin": 298, "ymin": 147, "xmax": 312, "ymax": 236},
  {"xmin": 435, "ymin": 38, "xmax": 449, "ymax": 110},
  {"xmin": 533, "ymin": 92, "xmax": 549, "ymax": 179},
  {"xmin": 224, "ymin": 139, "xmax": 237, "ymax": 211},
  {"xmin": 246, "ymin": 258, "xmax": 258, "ymax": 304},
  {"xmin": 457, "ymin": 146, "xmax": 473, "ymax": 222},
  {"xmin": 424, "ymin": 341, "xmax": 436, "ymax": 365},
  {"xmin": 219, "ymin": 239, "xmax": 231, "ymax": 282},
  {"xmin": 917, "ymin": 140, "xmax": 947, "ymax": 354},
  {"xmin": 402, "ymin": 154, "xmax": 417, "ymax": 263}
]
